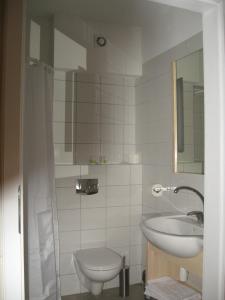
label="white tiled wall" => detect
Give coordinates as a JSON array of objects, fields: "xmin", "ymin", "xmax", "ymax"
[
  {"xmin": 136, "ymin": 33, "xmax": 204, "ymax": 290},
  {"xmin": 53, "ymin": 72, "xmax": 139, "ymax": 165},
  {"xmin": 136, "ymin": 33, "xmax": 204, "ymax": 216},
  {"xmin": 53, "ymin": 28, "xmax": 204, "ymax": 299},
  {"xmin": 55, "ymin": 164, "xmax": 143, "ymax": 296}
]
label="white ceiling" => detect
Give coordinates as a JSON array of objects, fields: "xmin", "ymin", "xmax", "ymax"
[
  {"xmin": 28, "ymin": 0, "xmax": 200, "ymax": 27},
  {"xmin": 28, "ymin": 0, "xmax": 202, "ymax": 61}
]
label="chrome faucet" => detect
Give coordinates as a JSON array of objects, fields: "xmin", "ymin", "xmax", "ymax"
[
  {"xmin": 186, "ymin": 211, "xmax": 204, "ymax": 224},
  {"xmin": 174, "ymin": 186, "xmax": 204, "ymax": 224}
]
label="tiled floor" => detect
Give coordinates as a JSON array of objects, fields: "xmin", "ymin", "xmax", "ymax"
[{"xmin": 62, "ymin": 284, "xmax": 145, "ymax": 300}]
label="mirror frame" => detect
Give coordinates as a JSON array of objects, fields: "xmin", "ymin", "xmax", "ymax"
[
  {"xmin": 172, "ymin": 59, "xmax": 204, "ymax": 175},
  {"xmin": 172, "ymin": 61, "xmax": 178, "ymax": 174}
]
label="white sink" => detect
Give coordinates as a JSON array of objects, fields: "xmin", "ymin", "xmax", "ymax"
[{"xmin": 141, "ymin": 214, "xmax": 203, "ymax": 258}]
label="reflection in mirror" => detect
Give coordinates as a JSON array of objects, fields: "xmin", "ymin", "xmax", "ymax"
[{"xmin": 173, "ymin": 49, "xmax": 204, "ymax": 174}]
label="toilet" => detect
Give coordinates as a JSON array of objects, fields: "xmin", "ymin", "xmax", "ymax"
[{"xmin": 73, "ymin": 247, "xmax": 122, "ymax": 295}]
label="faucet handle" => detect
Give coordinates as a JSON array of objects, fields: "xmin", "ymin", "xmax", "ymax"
[{"xmin": 187, "ymin": 211, "xmax": 204, "ymax": 224}]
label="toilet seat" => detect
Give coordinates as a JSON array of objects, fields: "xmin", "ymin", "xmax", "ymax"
[{"xmin": 76, "ymin": 247, "xmax": 122, "ymax": 271}]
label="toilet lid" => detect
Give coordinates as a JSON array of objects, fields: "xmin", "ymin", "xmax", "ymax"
[{"xmin": 76, "ymin": 248, "xmax": 122, "ymax": 271}]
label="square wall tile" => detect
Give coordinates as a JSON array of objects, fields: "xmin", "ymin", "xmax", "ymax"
[
  {"xmin": 81, "ymin": 187, "xmax": 106, "ymax": 208},
  {"xmin": 124, "ymin": 86, "xmax": 135, "ymax": 105},
  {"xmin": 106, "ymin": 186, "xmax": 130, "ymax": 207},
  {"xmin": 130, "ymin": 206, "xmax": 142, "ymax": 226},
  {"xmin": 81, "ymin": 208, "xmax": 106, "ymax": 230},
  {"xmin": 53, "ymin": 122, "xmax": 75, "ymax": 144},
  {"xmin": 106, "ymin": 165, "xmax": 130, "ymax": 186},
  {"xmin": 59, "ymin": 231, "xmax": 80, "ymax": 253},
  {"xmin": 124, "ymin": 125, "xmax": 135, "ymax": 144},
  {"xmin": 130, "ymin": 226, "xmax": 143, "ymax": 246},
  {"xmin": 76, "ymin": 124, "xmax": 100, "ymax": 143},
  {"xmin": 81, "ymin": 165, "xmax": 106, "ymax": 187},
  {"xmin": 76, "ymin": 143, "xmax": 100, "ymax": 164},
  {"xmin": 124, "ymin": 106, "xmax": 135, "ymax": 124},
  {"xmin": 59, "ymin": 253, "xmax": 75, "ymax": 275},
  {"xmin": 101, "ymin": 74, "xmax": 124, "ymax": 86},
  {"xmin": 80, "ymin": 165, "xmax": 90, "ymax": 176},
  {"xmin": 101, "ymin": 144, "xmax": 123, "ymax": 164},
  {"xmin": 114, "ymin": 125, "xmax": 124, "ymax": 144},
  {"xmin": 77, "ymin": 82, "xmax": 100, "ymax": 103},
  {"xmin": 58, "ymin": 210, "xmax": 80, "ymax": 232},
  {"xmin": 114, "ymin": 105, "xmax": 125, "ymax": 124},
  {"xmin": 60, "ymin": 274, "xmax": 80, "ymax": 296},
  {"xmin": 130, "ymin": 185, "xmax": 142, "ymax": 206},
  {"xmin": 101, "ymin": 104, "xmax": 115, "ymax": 124},
  {"xmin": 54, "ymin": 144, "xmax": 74, "ymax": 165},
  {"xmin": 107, "ymin": 206, "xmax": 129, "ymax": 228},
  {"xmin": 131, "ymin": 165, "xmax": 142, "ymax": 184},
  {"xmin": 55, "ymin": 165, "xmax": 80, "ymax": 179},
  {"xmin": 107, "ymin": 227, "xmax": 130, "ymax": 248},
  {"xmin": 130, "ymin": 245, "xmax": 143, "ymax": 266},
  {"xmin": 53, "ymin": 101, "xmax": 74, "ymax": 122},
  {"xmin": 101, "ymin": 104, "xmax": 124, "ymax": 125},
  {"xmin": 101, "ymin": 124, "xmax": 123, "ymax": 144},
  {"xmin": 123, "ymin": 145, "xmax": 138, "ymax": 164},
  {"xmin": 56, "ymin": 187, "xmax": 80, "ymax": 209},
  {"xmin": 81, "ymin": 229, "xmax": 106, "ymax": 249},
  {"xmin": 101, "ymin": 84, "xmax": 124, "ymax": 105},
  {"xmin": 77, "ymin": 103, "xmax": 101, "ymax": 123},
  {"xmin": 55, "ymin": 176, "xmax": 77, "ymax": 188}
]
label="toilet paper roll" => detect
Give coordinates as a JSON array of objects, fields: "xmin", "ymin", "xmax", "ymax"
[{"xmin": 180, "ymin": 267, "xmax": 189, "ymax": 282}]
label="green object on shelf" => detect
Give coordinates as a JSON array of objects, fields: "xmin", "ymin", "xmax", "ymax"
[{"xmin": 89, "ymin": 159, "xmax": 97, "ymax": 164}]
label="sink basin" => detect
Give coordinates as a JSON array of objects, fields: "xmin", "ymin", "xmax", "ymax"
[{"xmin": 141, "ymin": 214, "xmax": 203, "ymax": 258}]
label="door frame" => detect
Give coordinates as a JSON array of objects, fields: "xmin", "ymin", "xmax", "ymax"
[
  {"xmin": 150, "ymin": 0, "xmax": 225, "ymax": 299},
  {"xmin": 1, "ymin": 0, "xmax": 26, "ymax": 299},
  {"xmin": 0, "ymin": 0, "xmax": 5, "ymax": 298},
  {"xmin": 1, "ymin": 0, "xmax": 224, "ymax": 299}
]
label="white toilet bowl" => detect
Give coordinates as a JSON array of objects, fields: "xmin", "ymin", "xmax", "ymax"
[{"xmin": 73, "ymin": 247, "xmax": 122, "ymax": 296}]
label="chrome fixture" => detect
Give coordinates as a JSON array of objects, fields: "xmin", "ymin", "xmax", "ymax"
[
  {"xmin": 187, "ymin": 211, "xmax": 204, "ymax": 224},
  {"xmin": 174, "ymin": 186, "xmax": 204, "ymax": 205},
  {"xmin": 76, "ymin": 179, "xmax": 98, "ymax": 195},
  {"xmin": 152, "ymin": 184, "xmax": 176, "ymax": 197},
  {"xmin": 174, "ymin": 186, "xmax": 204, "ymax": 223}
]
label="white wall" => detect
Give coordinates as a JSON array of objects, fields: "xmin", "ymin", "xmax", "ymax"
[
  {"xmin": 142, "ymin": 7, "xmax": 202, "ymax": 62},
  {"xmin": 53, "ymin": 14, "xmax": 142, "ymax": 76},
  {"xmin": 53, "ymin": 71, "xmax": 143, "ymax": 297},
  {"xmin": 136, "ymin": 32, "xmax": 204, "ymax": 290},
  {"xmin": 27, "ymin": 12, "xmax": 145, "ymax": 297},
  {"xmin": 55, "ymin": 164, "xmax": 143, "ymax": 296},
  {"xmin": 27, "ymin": 5, "xmax": 204, "ymax": 297},
  {"xmin": 53, "ymin": 71, "xmax": 138, "ymax": 165}
]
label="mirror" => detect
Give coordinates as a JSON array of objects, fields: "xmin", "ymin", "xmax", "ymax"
[{"xmin": 173, "ymin": 49, "xmax": 204, "ymax": 174}]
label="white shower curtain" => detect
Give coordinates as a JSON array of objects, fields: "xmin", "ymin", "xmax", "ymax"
[{"xmin": 24, "ymin": 63, "xmax": 60, "ymax": 300}]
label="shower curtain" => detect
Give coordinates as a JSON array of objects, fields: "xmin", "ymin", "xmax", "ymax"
[{"xmin": 24, "ymin": 63, "xmax": 60, "ymax": 300}]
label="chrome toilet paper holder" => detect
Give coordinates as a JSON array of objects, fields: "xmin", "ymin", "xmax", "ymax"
[{"xmin": 76, "ymin": 179, "xmax": 99, "ymax": 195}]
